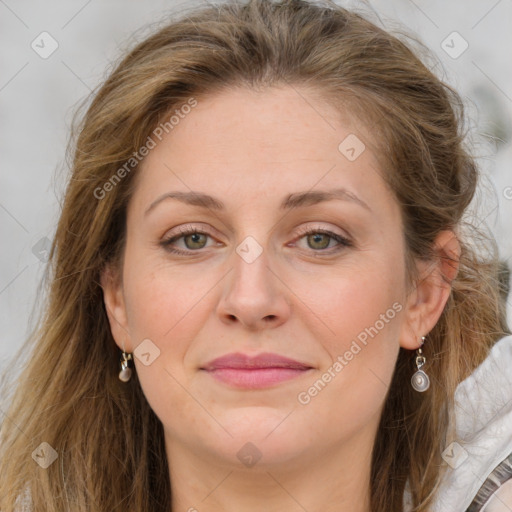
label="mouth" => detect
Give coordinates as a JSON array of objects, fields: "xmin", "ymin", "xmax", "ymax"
[{"xmin": 200, "ymin": 352, "xmax": 314, "ymax": 390}]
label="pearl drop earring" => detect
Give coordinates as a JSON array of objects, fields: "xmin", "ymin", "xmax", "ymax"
[
  {"xmin": 118, "ymin": 351, "xmax": 133, "ymax": 382},
  {"xmin": 411, "ymin": 336, "xmax": 430, "ymax": 392}
]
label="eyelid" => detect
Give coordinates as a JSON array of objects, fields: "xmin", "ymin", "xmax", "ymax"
[
  {"xmin": 163, "ymin": 222, "xmax": 218, "ymax": 239},
  {"xmin": 294, "ymin": 223, "xmax": 350, "ymax": 240}
]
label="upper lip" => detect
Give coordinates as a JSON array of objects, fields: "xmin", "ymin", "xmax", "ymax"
[{"xmin": 201, "ymin": 352, "xmax": 313, "ymax": 371}]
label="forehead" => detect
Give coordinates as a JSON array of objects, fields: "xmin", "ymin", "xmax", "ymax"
[
  {"xmin": 130, "ymin": 85, "xmax": 396, "ymax": 216},
  {"xmin": 153, "ymin": 86, "xmax": 359, "ymax": 161}
]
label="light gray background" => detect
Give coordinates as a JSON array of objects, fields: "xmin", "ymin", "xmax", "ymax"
[{"xmin": 1, "ymin": 0, "xmax": 511, "ymax": 374}]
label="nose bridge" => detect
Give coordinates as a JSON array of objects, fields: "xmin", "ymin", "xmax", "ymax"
[
  {"xmin": 232, "ymin": 237, "xmax": 271, "ymax": 294},
  {"xmin": 217, "ymin": 235, "xmax": 290, "ymax": 328}
]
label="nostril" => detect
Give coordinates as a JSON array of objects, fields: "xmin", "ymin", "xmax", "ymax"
[{"xmin": 264, "ymin": 315, "xmax": 276, "ymax": 321}]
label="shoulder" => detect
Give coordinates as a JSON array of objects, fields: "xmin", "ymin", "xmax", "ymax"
[
  {"xmin": 476, "ymin": 477, "xmax": 512, "ymax": 511},
  {"xmin": 410, "ymin": 335, "xmax": 512, "ymax": 512},
  {"xmin": 466, "ymin": 452, "xmax": 512, "ymax": 512}
]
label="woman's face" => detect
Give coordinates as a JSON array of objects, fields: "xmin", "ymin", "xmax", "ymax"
[{"xmin": 103, "ymin": 85, "xmax": 423, "ymax": 470}]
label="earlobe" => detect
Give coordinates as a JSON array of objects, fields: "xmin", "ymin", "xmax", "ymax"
[
  {"xmin": 399, "ymin": 230, "xmax": 461, "ymax": 350},
  {"xmin": 100, "ymin": 265, "xmax": 132, "ymax": 352}
]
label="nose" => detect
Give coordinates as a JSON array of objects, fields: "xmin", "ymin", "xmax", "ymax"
[{"xmin": 216, "ymin": 245, "xmax": 291, "ymax": 331}]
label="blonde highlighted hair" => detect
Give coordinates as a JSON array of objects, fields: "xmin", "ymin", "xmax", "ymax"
[{"xmin": 0, "ymin": 0, "xmax": 508, "ymax": 510}]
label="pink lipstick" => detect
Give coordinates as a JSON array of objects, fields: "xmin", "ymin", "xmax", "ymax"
[{"xmin": 201, "ymin": 352, "xmax": 313, "ymax": 389}]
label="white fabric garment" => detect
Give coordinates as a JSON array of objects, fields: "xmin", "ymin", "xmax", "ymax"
[{"xmin": 403, "ymin": 334, "xmax": 512, "ymax": 511}]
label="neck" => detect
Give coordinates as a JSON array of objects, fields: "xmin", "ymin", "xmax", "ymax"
[{"xmin": 166, "ymin": 431, "xmax": 374, "ymax": 512}]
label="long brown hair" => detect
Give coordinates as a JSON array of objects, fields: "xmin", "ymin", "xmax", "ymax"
[{"xmin": 0, "ymin": 1, "xmax": 507, "ymax": 510}]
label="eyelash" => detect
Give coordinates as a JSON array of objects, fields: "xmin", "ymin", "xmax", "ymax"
[{"xmin": 160, "ymin": 225, "xmax": 353, "ymax": 256}]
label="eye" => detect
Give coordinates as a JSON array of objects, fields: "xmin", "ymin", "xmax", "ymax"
[
  {"xmin": 293, "ymin": 227, "xmax": 352, "ymax": 253},
  {"xmin": 160, "ymin": 226, "xmax": 219, "ymax": 255},
  {"xmin": 160, "ymin": 224, "xmax": 352, "ymax": 256}
]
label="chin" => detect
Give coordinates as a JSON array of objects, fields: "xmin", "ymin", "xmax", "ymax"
[{"xmin": 200, "ymin": 407, "xmax": 310, "ymax": 467}]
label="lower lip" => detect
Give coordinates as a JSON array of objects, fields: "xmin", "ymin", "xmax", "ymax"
[{"xmin": 203, "ymin": 368, "xmax": 312, "ymax": 389}]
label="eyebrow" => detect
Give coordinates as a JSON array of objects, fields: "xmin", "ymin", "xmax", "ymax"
[{"xmin": 144, "ymin": 187, "xmax": 371, "ymax": 216}]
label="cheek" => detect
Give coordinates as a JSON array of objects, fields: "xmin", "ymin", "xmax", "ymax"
[
  {"xmin": 120, "ymin": 263, "xmax": 218, "ymax": 427},
  {"xmin": 120, "ymin": 255, "xmax": 226, "ymax": 390},
  {"xmin": 292, "ymin": 252, "xmax": 405, "ymax": 419},
  {"xmin": 296, "ymin": 252, "xmax": 405, "ymax": 349},
  {"xmin": 122, "ymin": 255, "xmax": 213, "ymax": 340}
]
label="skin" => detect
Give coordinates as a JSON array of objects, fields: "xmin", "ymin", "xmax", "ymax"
[{"xmin": 102, "ymin": 85, "xmax": 460, "ymax": 512}]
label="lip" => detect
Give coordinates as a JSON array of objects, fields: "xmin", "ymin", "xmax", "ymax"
[{"xmin": 200, "ymin": 352, "xmax": 314, "ymax": 389}]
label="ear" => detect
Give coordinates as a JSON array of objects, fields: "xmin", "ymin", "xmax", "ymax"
[
  {"xmin": 100, "ymin": 264, "xmax": 133, "ymax": 352},
  {"xmin": 399, "ymin": 230, "xmax": 461, "ymax": 350}
]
